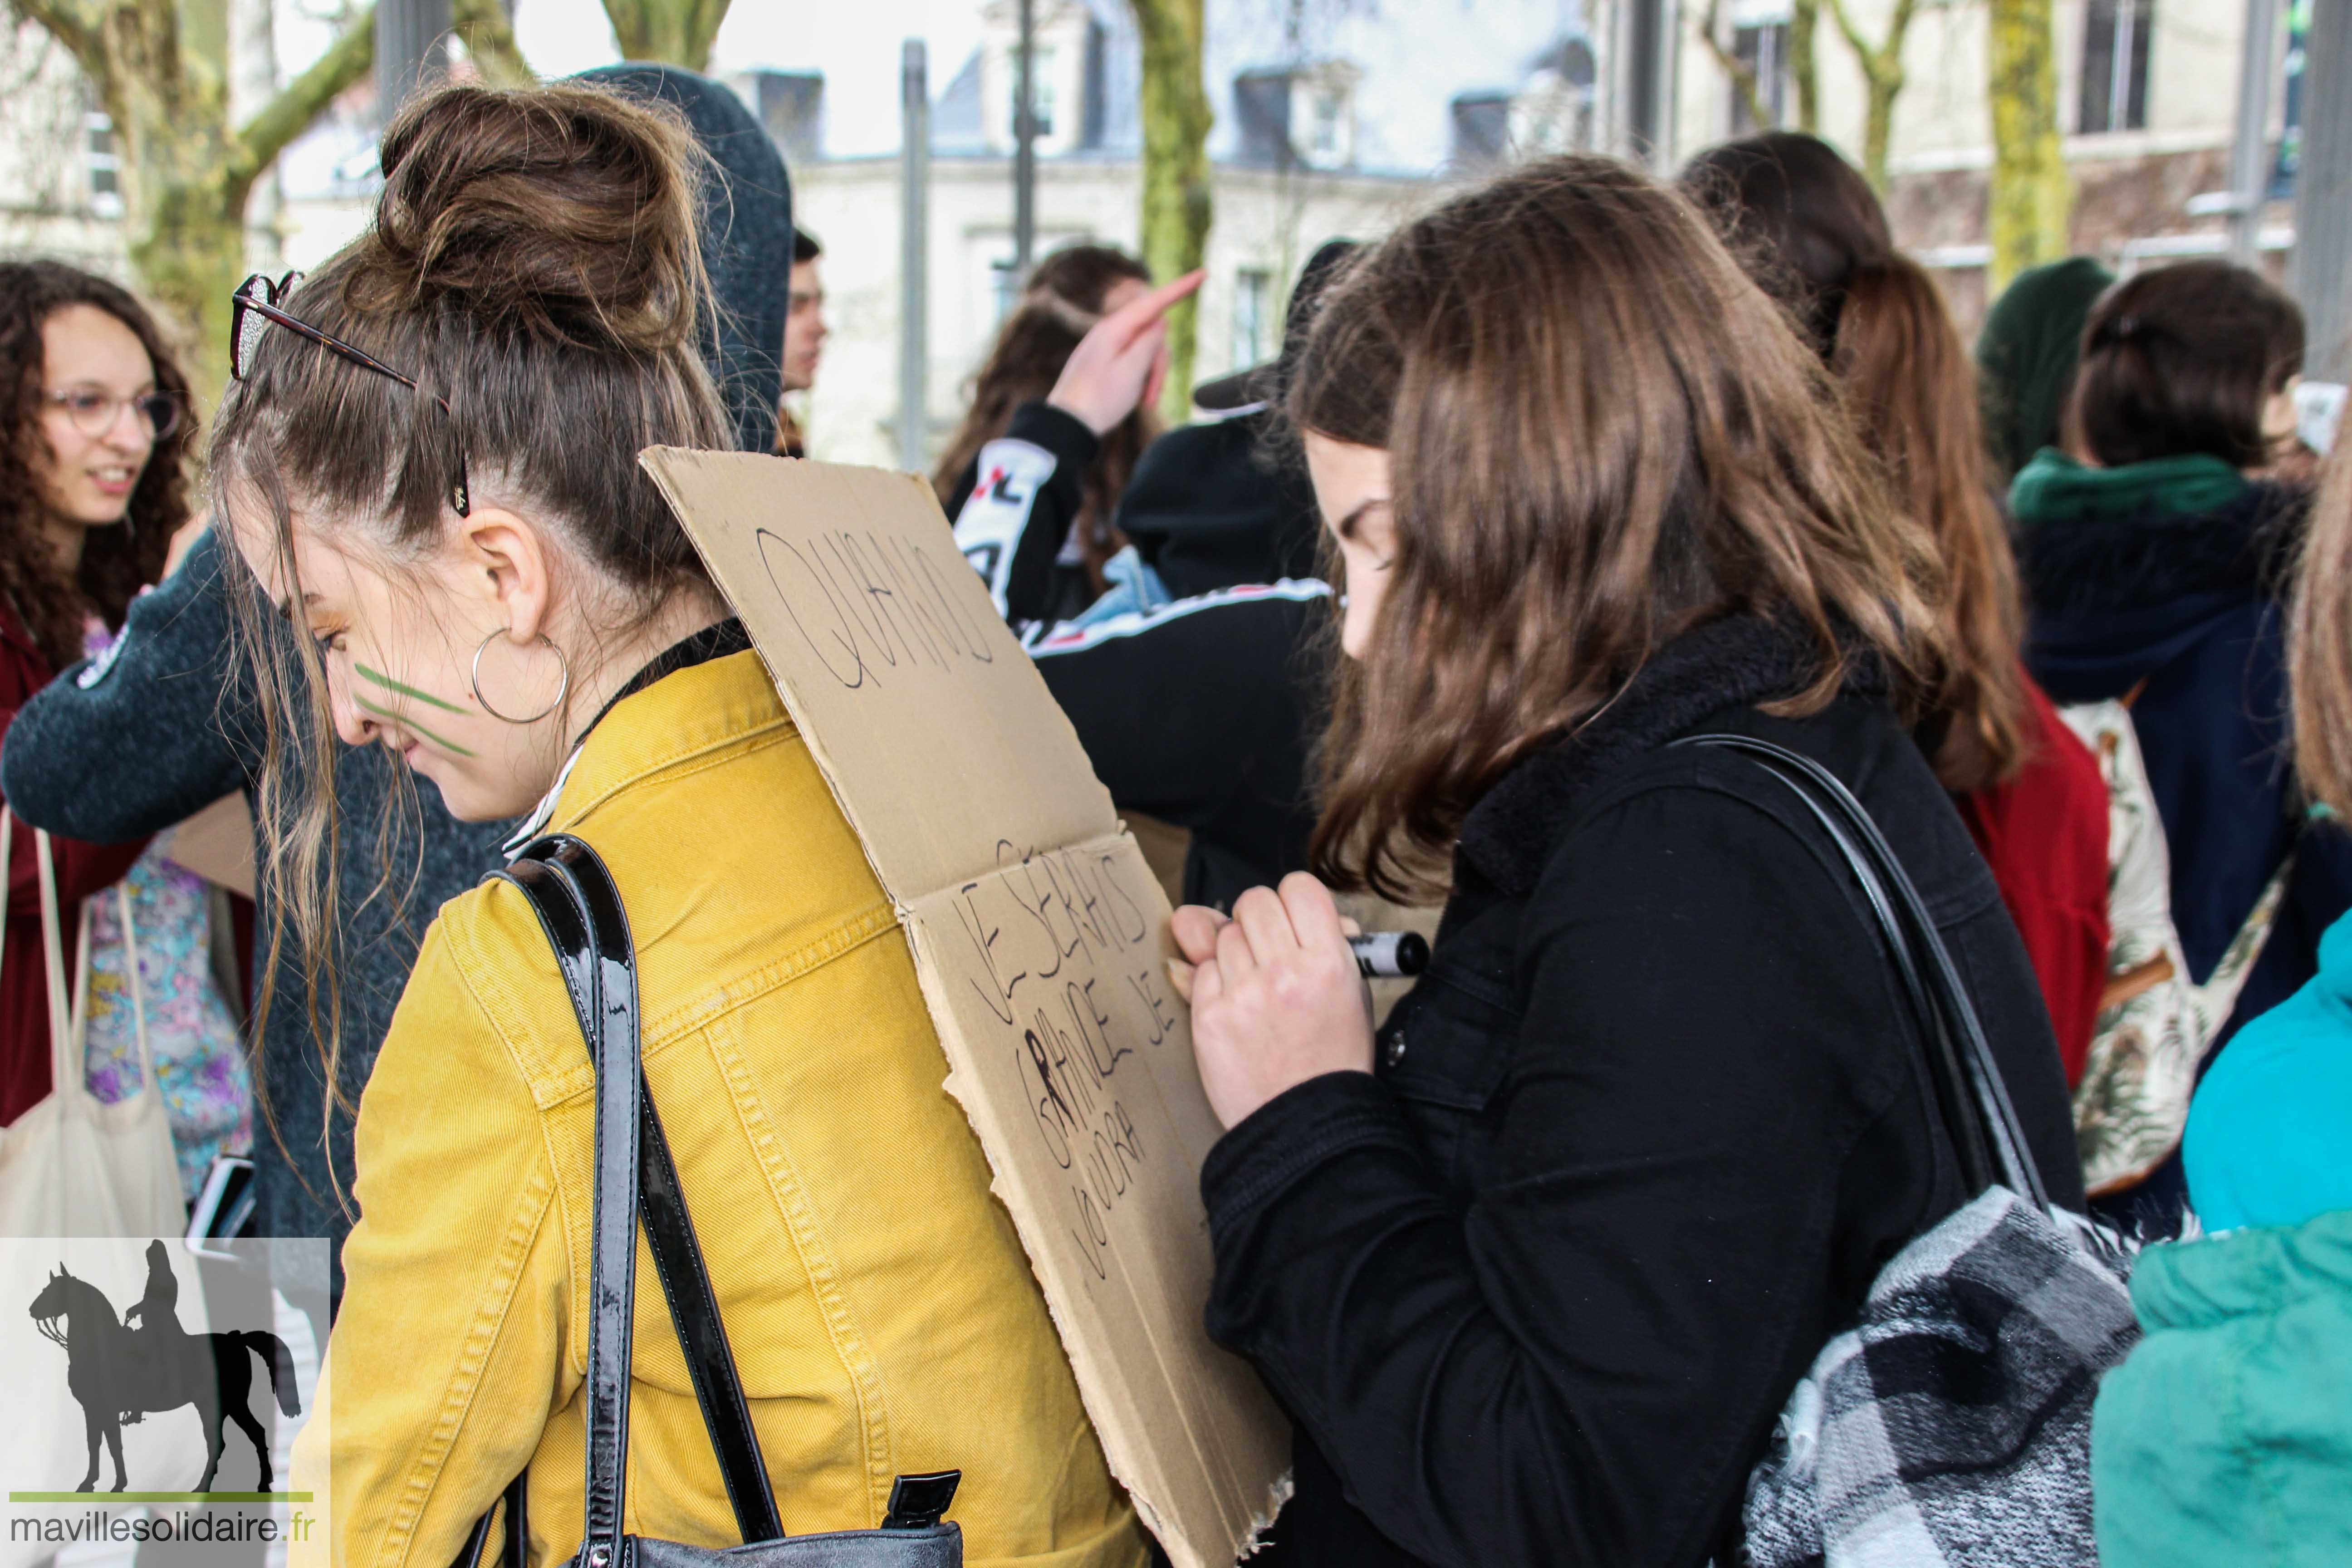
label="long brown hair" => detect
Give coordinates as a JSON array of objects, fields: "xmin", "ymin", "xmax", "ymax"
[
  {"xmin": 1682, "ymin": 132, "xmax": 2030, "ymax": 794},
  {"xmin": 210, "ymin": 82, "xmax": 728, "ymax": 1153},
  {"xmin": 0, "ymin": 262, "xmax": 184, "ymax": 670},
  {"xmin": 1293, "ymin": 155, "xmax": 1943, "ymax": 903},
  {"xmin": 931, "ymin": 243, "xmax": 1154, "ymax": 591},
  {"xmin": 2291, "ymin": 439, "xmax": 2352, "ymax": 816}
]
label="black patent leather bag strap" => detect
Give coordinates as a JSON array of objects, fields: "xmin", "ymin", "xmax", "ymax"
[
  {"xmin": 1679, "ymin": 734, "xmax": 2049, "ymax": 1207},
  {"xmin": 496, "ymin": 836, "xmax": 785, "ymax": 1553},
  {"xmin": 452, "ymin": 1473, "xmax": 531, "ymax": 1568}
]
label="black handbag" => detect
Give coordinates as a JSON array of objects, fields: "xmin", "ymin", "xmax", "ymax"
[
  {"xmin": 454, "ymin": 833, "xmax": 965, "ymax": 1568},
  {"xmin": 1679, "ymin": 735, "xmax": 2140, "ymax": 1568},
  {"xmin": 1681, "ymin": 733, "xmax": 2048, "ymax": 1203}
]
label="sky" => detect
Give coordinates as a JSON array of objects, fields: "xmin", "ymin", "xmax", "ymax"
[{"xmin": 514, "ymin": 0, "xmax": 996, "ymax": 156}]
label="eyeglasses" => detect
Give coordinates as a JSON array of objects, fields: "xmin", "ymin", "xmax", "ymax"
[
  {"xmin": 43, "ymin": 387, "xmax": 182, "ymax": 442},
  {"xmin": 229, "ymin": 271, "xmax": 470, "ymax": 516}
]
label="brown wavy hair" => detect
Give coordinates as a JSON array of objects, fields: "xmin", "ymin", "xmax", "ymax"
[
  {"xmin": 210, "ymin": 82, "xmax": 728, "ymax": 1168},
  {"xmin": 931, "ymin": 243, "xmax": 1154, "ymax": 592},
  {"xmin": 0, "ymin": 262, "xmax": 185, "ymax": 671},
  {"xmin": 1682, "ymin": 132, "xmax": 2030, "ymax": 794},
  {"xmin": 1292, "ymin": 155, "xmax": 1943, "ymax": 903}
]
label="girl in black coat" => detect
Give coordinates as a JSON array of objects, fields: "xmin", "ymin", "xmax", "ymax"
[{"xmin": 1166, "ymin": 157, "xmax": 2083, "ymax": 1567}]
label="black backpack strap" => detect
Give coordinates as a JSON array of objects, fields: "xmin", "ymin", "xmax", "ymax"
[
  {"xmin": 1678, "ymin": 734, "xmax": 2049, "ymax": 1207},
  {"xmin": 497, "ymin": 836, "xmax": 786, "ymax": 1548}
]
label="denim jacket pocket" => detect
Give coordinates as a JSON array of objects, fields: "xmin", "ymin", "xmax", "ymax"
[{"xmin": 1379, "ymin": 978, "xmax": 1519, "ymax": 1109}]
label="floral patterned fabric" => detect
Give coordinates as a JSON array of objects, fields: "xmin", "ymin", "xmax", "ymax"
[{"xmin": 72, "ymin": 621, "xmax": 251, "ymax": 1199}]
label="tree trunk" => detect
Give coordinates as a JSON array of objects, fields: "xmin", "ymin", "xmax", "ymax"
[
  {"xmin": 1790, "ymin": 0, "xmax": 1820, "ymax": 133},
  {"xmin": 451, "ymin": 0, "xmax": 532, "ymax": 86},
  {"xmin": 103, "ymin": 0, "xmax": 241, "ymax": 400},
  {"xmin": 1130, "ymin": 0, "xmax": 1212, "ymax": 423},
  {"xmin": 603, "ymin": 0, "xmax": 731, "ymax": 71},
  {"xmin": 11, "ymin": 0, "xmax": 377, "ymax": 407},
  {"xmin": 1859, "ymin": 70, "xmax": 1897, "ymax": 185},
  {"xmin": 1986, "ymin": 0, "xmax": 2072, "ymax": 290}
]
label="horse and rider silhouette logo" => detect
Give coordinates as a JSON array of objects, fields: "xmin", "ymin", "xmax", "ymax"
[{"xmin": 27, "ymin": 1240, "xmax": 300, "ymax": 1494}]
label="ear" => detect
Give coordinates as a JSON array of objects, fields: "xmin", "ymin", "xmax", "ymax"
[{"xmin": 457, "ymin": 506, "xmax": 559, "ymax": 648}]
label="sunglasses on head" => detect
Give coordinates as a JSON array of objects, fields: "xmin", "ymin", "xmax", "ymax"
[{"xmin": 229, "ymin": 272, "xmax": 470, "ymax": 517}]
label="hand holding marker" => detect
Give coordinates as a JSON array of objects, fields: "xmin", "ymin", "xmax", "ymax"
[{"xmin": 1166, "ymin": 923, "xmax": 1428, "ymax": 1009}]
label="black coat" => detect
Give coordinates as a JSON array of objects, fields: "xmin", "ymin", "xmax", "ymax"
[
  {"xmin": 1202, "ymin": 617, "xmax": 2083, "ymax": 1568},
  {"xmin": 954, "ymin": 401, "xmax": 1333, "ymax": 909}
]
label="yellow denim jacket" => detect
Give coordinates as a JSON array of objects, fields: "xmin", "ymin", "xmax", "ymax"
[{"xmin": 294, "ymin": 649, "xmax": 1144, "ymax": 1568}]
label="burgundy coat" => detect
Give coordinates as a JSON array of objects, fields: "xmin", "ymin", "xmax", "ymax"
[{"xmin": 0, "ymin": 597, "xmax": 148, "ymax": 1124}]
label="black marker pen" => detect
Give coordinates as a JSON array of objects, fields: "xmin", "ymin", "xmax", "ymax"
[{"xmin": 1349, "ymin": 931, "xmax": 1429, "ymax": 978}]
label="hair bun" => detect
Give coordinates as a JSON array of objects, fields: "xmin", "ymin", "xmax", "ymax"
[{"xmin": 355, "ymin": 83, "xmax": 707, "ymax": 354}]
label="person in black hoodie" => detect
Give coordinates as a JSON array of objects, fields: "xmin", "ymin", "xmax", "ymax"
[
  {"xmin": 954, "ymin": 249, "xmax": 1362, "ymax": 911},
  {"xmin": 0, "ymin": 65, "xmax": 793, "ymax": 1319},
  {"xmin": 1165, "ymin": 155, "xmax": 2082, "ymax": 1568},
  {"xmin": 2012, "ymin": 260, "xmax": 2352, "ymax": 1231}
]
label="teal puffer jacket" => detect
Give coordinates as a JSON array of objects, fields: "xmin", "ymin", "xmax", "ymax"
[{"xmin": 2092, "ymin": 1208, "xmax": 2352, "ymax": 1566}]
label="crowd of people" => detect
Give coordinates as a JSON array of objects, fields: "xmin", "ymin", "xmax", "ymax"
[{"xmin": 3, "ymin": 64, "xmax": 2347, "ymax": 1568}]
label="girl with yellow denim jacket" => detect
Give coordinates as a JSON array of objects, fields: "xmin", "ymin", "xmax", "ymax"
[{"xmin": 209, "ymin": 82, "xmax": 1144, "ymax": 1568}]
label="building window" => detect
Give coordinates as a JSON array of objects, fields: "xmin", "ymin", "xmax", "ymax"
[
  {"xmin": 1450, "ymin": 92, "xmax": 1512, "ymax": 167},
  {"xmin": 1308, "ymin": 86, "xmax": 1345, "ymax": 160},
  {"xmin": 2079, "ymin": 0, "xmax": 2152, "ymax": 134},
  {"xmin": 1009, "ymin": 45, "xmax": 1056, "ymax": 141},
  {"xmin": 84, "ymin": 108, "xmax": 122, "ymax": 217},
  {"xmin": 1232, "ymin": 269, "xmax": 1272, "ymax": 370},
  {"xmin": 1730, "ymin": 21, "xmax": 1791, "ymax": 135}
]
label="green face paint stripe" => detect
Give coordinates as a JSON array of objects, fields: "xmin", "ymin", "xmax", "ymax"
[
  {"xmin": 355, "ymin": 661, "xmax": 470, "ymax": 715},
  {"xmin": 354, "ymin": 693, "xmax": 479, "ymax": 758}
]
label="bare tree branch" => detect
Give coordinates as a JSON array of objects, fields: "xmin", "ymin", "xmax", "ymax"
[
  {"xmin": 1822, "ymin": 0, "xmax": 1876, "ymax": 70},
  {"xmin": 1689, "ymin": 0, "xmax": 1773, "ymax": 131},
  {"xmin": 1822, "ymin": 0, "xmax": 1917, "ymax": 184},
  {"xmin": 226, "ymin": 0, "xmax": 375, "ymax": 201},
  {"xmin": 451, "ymin": 0, "xmax": 532, "ymax": 86},
  {"xmin": 7, "ymin": 0, "xmax": 107, "ymax": 81}
]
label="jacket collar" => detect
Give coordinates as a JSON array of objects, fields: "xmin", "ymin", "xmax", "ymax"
[
  {"xmin": 1456, "ymin": 615, "xmax": 1884, "ymax": 898},
  {"xmin": 503, "ymin": 629, "xmax": 784, "ymax": 855}
]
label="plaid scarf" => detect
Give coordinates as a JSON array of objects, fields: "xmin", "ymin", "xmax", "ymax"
[{"xmin": 1743, "ymin": 1188, "xmax": 2141, "ymax": 1568}]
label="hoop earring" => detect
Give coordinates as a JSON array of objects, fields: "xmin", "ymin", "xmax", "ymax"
[{"xmin": 471, "ymin": 628, "xmax": 571, "ymax": 725}]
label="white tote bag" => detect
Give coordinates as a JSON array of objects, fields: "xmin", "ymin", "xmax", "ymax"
[
  {"xmin": 0, "ymin": 808, "xmax": 185, "ymax": 1236},
  {"xmin": 2, "ymin": 812, "xmax": 210, "ymax": 1555}
]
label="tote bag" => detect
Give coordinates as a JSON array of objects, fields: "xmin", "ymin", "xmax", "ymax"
[
  {"xmin": 0, "ymin": 808, "xmax": 185, "ymax": 1237},
  {"xmin": 0, "ymin": 810, "xmax": 207, "ymax": 1564}
]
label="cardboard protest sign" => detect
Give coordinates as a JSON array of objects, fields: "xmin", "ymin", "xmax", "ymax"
[{"xmin": 638, "ymin": 449, "xmax": 1290, "ymax": 1568}]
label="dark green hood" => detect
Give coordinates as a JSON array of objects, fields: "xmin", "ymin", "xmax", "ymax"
[{"xmin": 1976, "ymin": 256, "xmax": 2113, "ymax": 480}]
